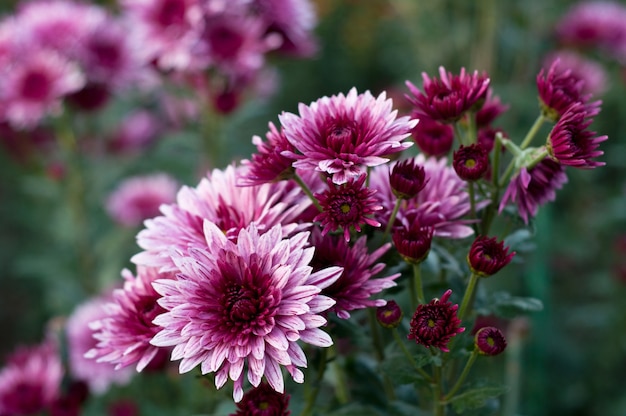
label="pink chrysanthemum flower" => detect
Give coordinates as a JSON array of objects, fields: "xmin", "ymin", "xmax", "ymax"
[
  {"xmin": 0, "ymin": 339, "xmax": 63, "ymax": 415},
  {"xmin": 106, "ymin": 173, "xmax": 179, "ymax": 227},
  {"xmin": 475, "ymin": 88, "xmax": 509, "ymax": 128},
  {"xmin": 108, "ymin": 110, "xmax": 162, "ymax": 154},
  {"xmin": 132, "ymin": 164, "xmax": 312, "ymax": 271},
  {"xmin": 66, "ymin": 298, "xmax": 134, "ymax": 395},
  {"xmin": 120, "ymin": 0, "xmax": 204, "ymax": 70},
  {"xmin": 86, "ymin": 267, "xmax": 175, "ymax": 372},
  {"xmin": 370, "ymin": 154, "xmax": 477, "ymax": 239},
  {"xmin": 405, "ymin": 66, "xmax": 490, "ymax": 123},
  {"xmin": 256, "ymin": 0, "xmax": 318, "ymax": 57},
  {"xmin": 314, "ymin": 175, "xmax": 383, "ymax": 242},
  {"xmin": 0, "ymin": 48, "xmax": 84, "ymax": 128},
  {"xmin": 498, "ymin": 158, "xmax": 568, "ymax": 224},
  {"xmin": 547, "ymin": 102, "xmax": 607, "ymax": 169},
  {"xmin": 409, "ymin": 114, "xmax": 454, "ymax": 157},
  {"xmin": 310, "ymin": 229, "xmax": 399, "ymax": 319},
  {"xmin": 150, "ymin": 223, "xmax": 343, "ymax": 402},
  {"xmin": 543, "ymin": 50, "xmax": 608, "ymax": 96},
  {"xmin": 231, "ymin": 381, "xmax": 291, "ymax": 416},
  {"xmin": 279, "ymin": 87, "xmax": 416, "ymax": 185},
  {"xmin": 555, "ymin": 1, "xmax": 626, "ymax": 62},
  {"xmin": 407, "ymin": 289, "xmax": 465, "ymax": 352},
  {"xmin": 239, "ymin": 122, "xmax": 297, "ymax": 186}
]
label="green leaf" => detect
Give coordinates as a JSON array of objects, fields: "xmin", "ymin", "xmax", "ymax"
[
  {"xmin": 480, "ymin": 291, "xmax": 544, "ymax": 318},
  {"xmin": 447, "ymin": 385, "xmax": 508, "ymax": 413},
  {"xmin": 379, "ymin": 349, "xmax": 432, "ymax": 385}
]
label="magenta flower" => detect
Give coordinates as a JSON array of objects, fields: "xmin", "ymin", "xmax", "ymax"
[
  {"xmin": 474, "ymin": 88, "xmax": 509, "ymax": 128},
  {"xmin": 106, "ymin": 173, "xmax": 179, "ymax": 227},
  {"xmin": 239, "ymin": 122, "xmax": 297, "ymax": 186},
  {"xmin": 256, "ymin": 0, "xmax": 318, "ymax": 57},
  {"xmin": 370, "ymin": 155, "xmax": 478, "ymax": 239},
  {"xmin": 405, "ymin": 66, "xmax": 490, "ymax": 123},
  {"xmin": 132, "ymin": 164, "xmax": 312, "ymax": 271},
  {"xmin": 231, "ymin": 382, "xmax": 291, "ymax": 416},
  {"xmin": 409, "ymin": 114, "xmax": 454, "ymax": 157},
  {"xmin": 314, "ymin": 175, "xmax": 383, "ymax": 242},
  {"xmin": 407, "ymin": 289, "xmax": 465, "ymax": 352},
  {"xmin": 66, "ymin": 298, "xmax": 134, "ymax": 395},
  {"xmin": 547, "ymin": 102, "xmax": 607, "ymax": 169},
  {"xmin": 86, "ymin": 267, "xmax": 175, "ymax": 372},
  {"xmin": 467, "ymin": 236, "xmax": 515, "ymax": 277},
  {"xmin": 279, "ymin": 87, "xmax": 416, "ymax": 185},
  {"xmin": 108, "ymin": 110, "xmax": 162, "ymax": 154},
  {"xmin": 498, "ymin": 158, "xmax": 568, "ymax": 224},
  {"xmin": 474, "ymin": 326, "xmax": 507, "ymax": 356},
  {"xmin": 453, "ymin": 144, "xmax": 490, "ymax": 181},
  {"xmin": 150, "ymin": 223, "xmax": 343, "ymax": 401},
  {"xmin": 376, "ymin": 300, "xmax": 403, "ymax": 329},
  {"xmin": 543, "ymin": 50, "xmax": 608, "ymax": 96},
  {"xmin": 389, "ymin": 159, "xmax": 427, "ymax": 199},
  {"xmin": 310, "ymin": 229, "xmax": 399, "ymax": 319},
  {"xmin": 0, "ymin": 340, "xmax": 63, "ymax": 415},
  {"xmin": 392, "ymin": 223, "xmax": 434, "ymax": 265}
]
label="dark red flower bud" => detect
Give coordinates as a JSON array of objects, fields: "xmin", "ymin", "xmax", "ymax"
[
  {"xmin": 453, "ymin": 144, "xmax": 489, "ymax": 181},
  {"xmin": 474, "ymin": 326, "xmax": 507, "ymax": 356},
  {"xmin": 390, "ymin": 159, "xmax": 427, "ymax": 199},
  {"xmin": 376, "ymin": 300, "xmax": 403, "ymax": 329},
  {"xmin": 467, "ymin": 236, "xmax": 515, "ymax": 277}
]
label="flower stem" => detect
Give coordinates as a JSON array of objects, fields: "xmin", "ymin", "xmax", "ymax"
[
  {"xmin": 443, "ymin": 349, "xmax": 479, "ymax": 401},
  {"xmin": 454, "ymin": 122, "xmax": 467, "ymax": 146},
  {"xmin": 392, "ymin": 329, "xmax": 432, "ymax": 382},
  {"xmin": 368, "ymin": 308, "xmax": 385, "ymax": 362},
  {"xmin": 293, "ymin": 173, "xmax": 322, "ymax": 212},
  {"xmin": 458, "ymin": 272, "xmax": 480, "ymax": 321},
  {"xmin": 432, "ymin": 360, "xmax": 445, "ymax": 416},
  {"xmin": 383, "ymin": 197, "xmax": 402, "ymax": 238},
  {"xmin": 467, "ymin": 112, "xmax": 477, "ymax": 145},
  {"xmin": 520, "ymin": 114, "xmax": 546, "ymax": 150},
  {"xmin": 468, "ymin": 181, "xmax": 477, "ymax": 222},
  {"xmin": 300, "ymin": 348, "xmax": 328, "ymax": 416},
  {"xmin": 413, "ymin": 263, "xmax": 425, "ymax": 306}
]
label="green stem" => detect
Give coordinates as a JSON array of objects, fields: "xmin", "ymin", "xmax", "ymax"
[
  {"xmin": 392, "ymin": 329, "xmax": 432, "ymax": 382},
  {"xmin": 368, "ymin": 308, "xmax": 385, "ymax": 362},
  {"xmin": 468, "ymin": 181, "xmax": 477, "ymax": 222},
  {"xmin": 466, "ymin": 112, "xmax": 477, "ymax": 145},
  {"xmin": 443, "ymin": 349, "xmax": 479, "ymax": 401},
  {"xmin": 383, "ymin": 197, "xmax": 402, "ymax": 238},
  {"xmin": 453, "ymin": 122, "xmax": 467, "ymax": 146},
  {"xmin": 330, "ymin": 346, "xmax": 350, "ymax": 404},
  {"xmin": 300, "ymin": 348, "xmax": 329, "ymax": 416},
  {"xmin": 293, "ymin": 173, "xmax": 322, "ymax": 212},
  {"xmin": 432, "ymin": 361, "xmax": 445, "ymax": 416},
  {"xmin": 481, "ymin": 136, "xmax": 502, "ymax": 235},
  {"xmin": 498, "ymin": 160, "xmax": 516, "ymax": 188},
  {"xmin": 520, "ymin": 114, "xmax": 546, "ymax": 150},
  {"xmin": 458, "ymin": 273, "xmax": 480, "ymax": 321},
  {"xmin": 413, "ymin": 263, "xmax": 425, "ymax": 305}
]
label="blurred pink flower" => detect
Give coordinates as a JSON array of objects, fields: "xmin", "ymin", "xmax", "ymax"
[
  {"xmin": 106, "ymin": 173, "xmax": 179, "ymax": 227},
  {"xmin": 256, "ymin": 0, "xmax": 319, "ymax": 57},
  {"xmin": 66, "ymin": 298, "xmax": 134, "ymax": 395},
  {"xmin": 0, "ymin": 339, "xmax": 63, "ymax": 415},
  {"xmin": 543, "ymin": 50, "xmax": 608, "ymax": 96},
  {"xmin": 279, "ymin": 88, "xmax": 416, "ymax": 185},
  {"xmin": 150, "ymin": 223, "xmax": 343, "ymax": 401}
]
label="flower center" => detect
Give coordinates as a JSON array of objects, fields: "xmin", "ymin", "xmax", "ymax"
[
  {"xmin": 89, "ymin": 39, "xmax": 121, "ymax": 71},
  {"xmin": 157, "ymin": 0, "xmax": 186, "ymax": 27},
  {"xmin": 258, "ymin": 401, "xmax": 269, "ymax": 410},
  {"xmin": 226, "ymin": 285, "xmax": 259, "ymax": 322},
  {"xmin": 487, "ymin": 336, "xmax": 495, "ymax": 347},
  {"xmin": 326, "ymin": 123, "xmax": 357, "ymax": 153},
  {"xmin": 428, "ymin": 318, "xmax": 436, "ymax": 328},
  {"xmin": 464, "ymin": 158, "xmax": 476, "ymax": 168},
  {"xmin": 21, "ymin": 71, "xmax": 51, "ymax": 101},
  {"xmin": 340, "ymin": 203, "xmax": 351, "ymax": 214},
  {"xmin": 208, "ymin": 25, "xmax": 244, "ymax": 60}
]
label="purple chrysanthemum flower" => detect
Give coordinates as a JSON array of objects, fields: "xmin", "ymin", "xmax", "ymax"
[
  {"xmin": 370, "ymin": 154, "xmax": 479, "ymax": 239},
  {"xmin": 256, "ymin": 0, "xmax": 318, "ymax": 57},
  {"xmin": 389, "ymin": 158, "xmax": 427, "ymax": 199},
  {"xmin": 279, "ymin": 87, "xmax": 416, "ymax": 185},
  {"xmin": 474, "ymin": 326, "xmax": 507, "ymax": 356},
  {"xmin": 392, "ymin": 223, "xmax": 434, "ymax": 265},
  {"xmin": 453, "ymin": 144, "xmax": 490, "ymax": 181},
  {"xmin": 547, "ymin": 102, "xmax": 607, "ymax": 169},
  {"xmin": 231, "ymin": 381, "xmax": 291, "ymax": 416},
  {"xmin": 543, "ymin": 50, "xmax": 608, "ymax": 96},
  {"xmin": 405, "ymin": 66, "xmax": 490, "ymax": 123},
  {"xmin": 132, "ymin": 164, "xmax": 312, "ymax": 271},
  {"xmin": 66, "ymin": 298, "xmax": 134, "ymax": 395},
  {"xmin": 314, "ymin": 175, "xmax": 382, "ymax": 242},
  {"xmin": 555, "ymin": 1, "xmax": 626, "ymax": 63},
  {"xmin": 150, "ymin": 223, "xmax": 343, "ymax": 402},
  {"xmin": 498, "ymin": 158, "xmax": 568, "ymax": 224},
  {"xmin": 467, "ymin": 236, "xmax": 515, "ymax": 277},
  {"xmin": 86, "ymin": 267, "xmax": 175, "ymax": 372},
  {"xmin": 475, "ymin": 88, "xmax": 509, "ymax": 128},
  {"xmin": 106, "ymin": 173, "xmax": 179, "ymax": 227},
  {"xmin": 409, "ymin": 114, "xmax": 454, "ymax": 157},
  {"xmin": 309, "ymin": 229, "xmax": 399, "ymax": 319},
  {"xmin": 407, "ymin": 289, "xmax": 465, "ymax": 352},
  {"xmin": 0, "ymin": 339, "xmax": 63, "ymax": 415},
  {"xmin": 376, "ymin": 300, "xmax": 403, "ymax": 329},
  {"xmin": 239, "ymin": 122, "xmax": 297, "ymax": 186}
]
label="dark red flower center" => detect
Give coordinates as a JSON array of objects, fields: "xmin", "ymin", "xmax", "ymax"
[
  {"xmin": 89, "ymin": 39, "xmax": 122, "ymax": 71},
  {"xmin": 21, "ymin": 71, "xmax": 51, "ymax": 101},
  {"xmin": 136, "ymin": 294, "xmax": 166, "ymax": 330},
  {"xmin": 157, "ymin": 0, "xmax": 186, "ymax": 27},
  {"xmin": 326, "ymin": 122, "xmax": 358, "ymax": 154},
  {"xmin": 226, "ymin": 286, "xmax": 260, "ymax": 321},
  {"xmin": 208, "ymin": 25, "xmax": 244, "ymax": 60}
]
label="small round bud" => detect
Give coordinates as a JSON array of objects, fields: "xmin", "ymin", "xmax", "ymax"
[
  {"xmin": 474, "ymin": 326, "xmax": 507, "ymax": 356},
  {"xmin": 390, "ymin": 160, "xmax": 427, "ymax": 199},
  {"xmin": 376, "ymin": 300, "xmax": 403, "ymax": 329},
  {"xmin": 452, "ymin": 144, "xmax": 489, "ymax": 181}
]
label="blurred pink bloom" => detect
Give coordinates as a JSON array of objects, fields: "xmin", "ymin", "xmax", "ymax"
[
  {"xmin": 279, "ymin": 88, "xmax": 416, "ymax": 185},
  {"xmin": 310, "ymin": 229, "xmax": 399, "ymax": 319},
  {"xmin": 106, "ymin": 173, "xmax": 179, "ymax": 227},
  {"xmin": 87, "ymin": 267, "xmax": 175, "ymax": 372},
  {"xmin": 256, "ymin": 0, "xmax": 319, "ymax": 57},
  {"xmin": 370, "ymin": 155, "xmax": 478, "ymax": 239},
  {"xmin": 543, "ymin": 50, "xmax": 608, "ymax": 96},
  {"xmin": 150, "ymin": 223, "xmax": 343, "ymax": 401},
  {"xmin": 132, "ymin": 164, "xmax": 313, "ymax": 271},
  {"xmin": 0, "ymin": 339, "xmax": 63, "ymax": 415},
  {"xmin": 66, "ymin": 298, "xmax": 134, "ymax": 395},
  {"xmin": 409, "ymin": 114, "xmax": 454, "ymax": 157},
  {"xmin": 108, "ymin": 110, "xmax": 162, "ymax": 154}
]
